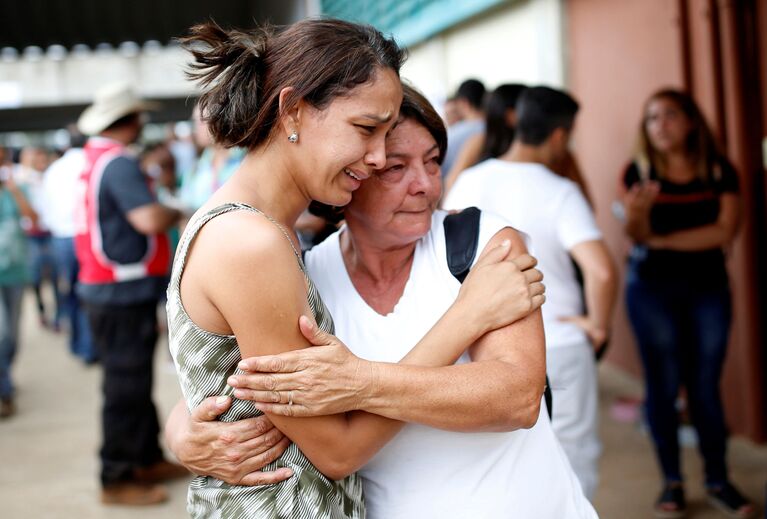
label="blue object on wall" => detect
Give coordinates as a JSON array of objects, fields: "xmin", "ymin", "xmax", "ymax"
[{"xmin": 321, "ymin": 0, "xmax": 510, "ymax": 47}]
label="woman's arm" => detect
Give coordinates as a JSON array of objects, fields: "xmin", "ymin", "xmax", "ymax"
[
  {"xmin": 207, "ymin": 214, "xmax": 540, "ymax": 479},
  {"xmin": 622, "ymin": 181, "xmax": 659, "ymax": 242},
  {"xmin": 4, "ymin": 178, "xmax": 38, "ymax": 224},
  {"xmin": 232, "ymin": 227, "xmax": 546, "ymax": 432},
  {"xmin": 647, "ymin": 193, "xmax": 740, "ymax": 251},
  {"xmin": 359, "ymin": 227, "xmax": 546, "ymax": 431}
]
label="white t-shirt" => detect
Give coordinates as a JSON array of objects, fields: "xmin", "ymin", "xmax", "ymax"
[
  {"xmin": 41, "ymin": 148, "xmax": 86, "ymax": 238},
  {"xmin": 305, "ymin": 210, "xmax": 597, "ymax": 519},
  {"xmin": 443, "ymin": 160, "xmax": 602, "ymax": 349}
]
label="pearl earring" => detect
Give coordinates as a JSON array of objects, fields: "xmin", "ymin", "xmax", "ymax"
[{"xmin": 288, "ymin": 131, "xmax": 298, "ymax": 143}]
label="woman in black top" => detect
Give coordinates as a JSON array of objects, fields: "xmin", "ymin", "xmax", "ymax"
[{"xmin": 622, "ymin": 89, "xmax": 754, "ymax": 518}]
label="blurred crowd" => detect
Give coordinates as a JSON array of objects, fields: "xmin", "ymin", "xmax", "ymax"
[{"xmin": 0, "ymin": 68, "xmax": 755, "ymax": 517}]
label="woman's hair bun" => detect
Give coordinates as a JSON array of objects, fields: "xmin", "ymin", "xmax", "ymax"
[{"xmin": 181, "ymin": 18, "xmax": 404, "ymax": 150}]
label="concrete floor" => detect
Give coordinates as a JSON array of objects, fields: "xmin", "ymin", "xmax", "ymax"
[{"xmin": 0, "ymin": 293, "xmax": 764, "ymax": 518}]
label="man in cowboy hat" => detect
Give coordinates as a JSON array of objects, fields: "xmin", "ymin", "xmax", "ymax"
[{"xmin": 75, "ymin": 82, "xmax": 186, "ymax": 506}]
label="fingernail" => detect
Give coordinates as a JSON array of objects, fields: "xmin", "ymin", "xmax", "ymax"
[
  {"xmin": 237, "ymin": 361, "xmax": 248, "ymax": 370},
  {"xmin": 282, "ymin": 468, "xmax": 294, "ymax": 477},
  {"xmin": 233, "ymin": 389, "xmax": 244, "ymax": 399},
  {"xmin": 501, "ymin": 239, "xmax": 511, "ymax": 247},
  {"xmin": 216, "ymin": 396, "xmax": 229, "ymax": 407},
  {"xmin": 227, "ymin": 376, "xmax": 238, "ymax": 386}
]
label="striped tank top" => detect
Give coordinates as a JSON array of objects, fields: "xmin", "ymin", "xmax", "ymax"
[{"xmin": 167, "ymin": 203, "xmax": 365, "ymax": 519}]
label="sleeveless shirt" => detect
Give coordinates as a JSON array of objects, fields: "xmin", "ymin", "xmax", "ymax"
[{"xmin": 167, "ymin": 203, "xmax": 365, "ymax": 519}]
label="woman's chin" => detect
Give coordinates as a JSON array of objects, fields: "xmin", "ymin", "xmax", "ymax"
[{"xmin": 319, "ymin": 190, "xmax": 353, "ymax": 208}]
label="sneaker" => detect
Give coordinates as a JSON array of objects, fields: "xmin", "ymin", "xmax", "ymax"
[
  {"xmin": 0, "ymin": 398, "xmax": 15, "ymax": 418},
  {"xmin": 134, "ymin": 459, "xmax": 190, "ymax": 484},
  {"xmin": 100, "ymin": 481, "xmax": 168, "ymax": 506},
  {"xmin": 706, "ymin": 483, "xmax": 756, "ymax": 518}
]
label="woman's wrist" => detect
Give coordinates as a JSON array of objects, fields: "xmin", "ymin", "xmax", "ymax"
[
  {"xmin": 355, "ymin": 358, "xmax": 381, "ymax": 410},
  {"xmin": 444, "ymin": 299, "xmax": 485, "ymax": 343}
]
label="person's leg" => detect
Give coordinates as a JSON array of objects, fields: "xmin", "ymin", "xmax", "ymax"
[
  {"xmin": 40, "ymin": 236, "xmax": 62, "ymax": 330},
  {"xmin": 27, "ymin": 236, "xmax": 46, "ymax": 325},
  {"xmin": 87, "ymin": 301, "xmax": 164, "ymax": 486},
  {"xmin": 0, "ymin": 284, "xmax": 24, "ymax": 415},
  {"xmin": 52, "ymin": 237, "xmax": 95, "ymax": 361},
  {"xmin": 547, "ymin": 341, "xmax": 600, "ymax": 500},
  {"xmin": 0, "ymin": 286, "xmax": 15, "ymax": 401},
  {"xmin": 626, "ymin": 276, "xmax": 684, "ymax": 485},
  {"xmin": 51, "ymin": 237, "xmax": 76, "ymax": 350},
  {"xmin": 684, "ymin": 287, "xmax": 753, "ymax": 516},
  {"xmin": 684, "ymin": 286, "xmax": 731, "ymax": 488}
]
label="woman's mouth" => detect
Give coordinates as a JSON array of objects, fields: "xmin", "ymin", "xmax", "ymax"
[{"xmin": 344, "ymin": 168, "xmax": 362, "ymax": 181}]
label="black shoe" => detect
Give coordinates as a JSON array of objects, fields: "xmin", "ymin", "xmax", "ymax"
[
  {"xmin": 654, "ymin": 483, "xmax": 686, "ymax": 518},
  {"xmin": 706, "ymin": 482, "xmax": 756, "ymax": 518}
]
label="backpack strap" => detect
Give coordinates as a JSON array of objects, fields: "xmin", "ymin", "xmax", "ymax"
[
  {"xmin": 443, "ymin": 207, "xmax": 553, "ymax": 420},
  {"xmin": 443, "ymin": 206, "xmax": 482, "ymax": 283}
]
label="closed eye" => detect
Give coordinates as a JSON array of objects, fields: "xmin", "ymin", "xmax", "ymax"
[{"xmin": 355, "ymin": 124, "xmax": 376, "ymax": 134}]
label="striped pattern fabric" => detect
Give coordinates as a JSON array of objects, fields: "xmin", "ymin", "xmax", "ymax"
[{"xmin": 167, "ymin": 203, "xmax": 364, "ymax": 518}]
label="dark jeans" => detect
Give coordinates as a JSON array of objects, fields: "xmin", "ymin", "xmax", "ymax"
[
  {"xmin": 51, "ymin": 237, "xmax": 95, "ymax": 361},
  {"xmin": 0, "ymin": 285, "xmax": 24, "ymax": 399},
  {"xmin": 85, "ymin": 301, "xmax": 163, "ymax": 486},
  {"xmin": 626, "ymin": 263, "xmax": 731, "ymax": 487},
  {"xmin": 27, "ymin": 234, "xmax": 61, "ymax": 326}
]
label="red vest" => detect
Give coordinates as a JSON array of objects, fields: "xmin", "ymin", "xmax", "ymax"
[{"xmin": 74, "ymin": 137, "xmax": 169, "ymax": 284}]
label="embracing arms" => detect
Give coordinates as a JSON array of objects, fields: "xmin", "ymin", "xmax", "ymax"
[
  {"xmin": 185, "ymin": 214, "xmax": 542, "ymax": 479},
  {"xmin": 237, "ymin": 227, "xmax": 546, "ymax": 432}
]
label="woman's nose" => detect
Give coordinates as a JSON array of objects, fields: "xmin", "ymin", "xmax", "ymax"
[
  {"xmin": 409, "ymin": 164, "xmax": 430, "ymax": 194},
  {"xmin": 364, "ymin": 135, "xmax": 387, "ymax": 170}
]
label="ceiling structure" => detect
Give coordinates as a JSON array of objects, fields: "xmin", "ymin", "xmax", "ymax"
[
  {"xmin": 0, "ymin": 0, "xmax": 309, "ymax": 134},
  {"xmin": 0, "ymin": 0, "xmax": 303, "ymax": 51}
]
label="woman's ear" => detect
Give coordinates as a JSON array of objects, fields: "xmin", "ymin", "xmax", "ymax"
[{"xmin": 278, "ymin": 86, "xmax": 301, "ymax": 142}]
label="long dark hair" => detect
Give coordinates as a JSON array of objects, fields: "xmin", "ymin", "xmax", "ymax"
[
  {"xmin": 479, "ymin": 83, "xmax": 526, "ymax": 161},
  {"xmin": 180, "ymin": 19, "xmax": 405, "ymax": 150},
  {"xmin": 638, "ymin": 88, "xmax": 724, "ymax": 182}
]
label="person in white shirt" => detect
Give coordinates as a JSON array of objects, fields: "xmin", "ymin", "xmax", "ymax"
[
  {"xmin": 165, "ymin": 84, "xmax": 598, "ymax": 519},
  {"xmin": 443, "ymin": 86, "xmax": 618, "ymax": 499},
  {"xmin": 42, "ymin": 134, "xmax": 96, "ymax": 363}
]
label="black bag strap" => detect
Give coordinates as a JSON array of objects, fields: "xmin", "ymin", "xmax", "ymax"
[
  {"xmin": 443, "ymin": 206, "xmax": 481, "ymax": 283},
  {"xmin": 443, "ymin": 207, "xmax": 553, "ymax": 420}
]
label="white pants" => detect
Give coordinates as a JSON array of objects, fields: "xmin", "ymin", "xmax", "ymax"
[{"xmin": 546, "ymin": 341, "xmax": 601, "ymax": 500}]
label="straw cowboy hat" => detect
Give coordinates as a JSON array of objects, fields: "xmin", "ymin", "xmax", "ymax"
[{"xmin": 77, "ymin": 82, "xmax": 160, "ymax": 135}]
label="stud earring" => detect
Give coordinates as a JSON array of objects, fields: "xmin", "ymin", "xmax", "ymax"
[{"xmin": 288, "ymin": 131, "xmax": 298, "ymax": 143}]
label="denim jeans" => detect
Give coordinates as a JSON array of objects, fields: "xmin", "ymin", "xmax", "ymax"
[
  {"xmin": 51, "ymin": 237, "xmax": 95, "ymax": 361},
  {"xmin": 27, "ymin": 234, "xmax": 61, "ymax": 326},
  {"xmin": 0, "ymin": 284, "xmax": 24, "ymax": 399},
  {"xmin": 626, "ymin": 261, "xmax": 731, "ymax": 487}
]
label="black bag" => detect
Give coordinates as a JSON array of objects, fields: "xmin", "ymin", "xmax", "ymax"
[{"xmin": 443, "ymin": 207, "xmax": 553, "ymax": 420}]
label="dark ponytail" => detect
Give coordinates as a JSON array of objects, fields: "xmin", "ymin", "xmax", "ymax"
[
  {"xmin": 180, "ymin": 22, "xmax": 270, "ymax": 148},
  {"xmin": 180, "ymin": 18, "xmax": 405, "ymax": 150}
]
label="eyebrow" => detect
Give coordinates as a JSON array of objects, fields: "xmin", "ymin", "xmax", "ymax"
[
  {"xmin": 386, "ymin": 144, "xmax": 439, "ymax": 160},
  {"xmin": 361, "ymin": 112, "xmax": 395, "ymax": 123}
]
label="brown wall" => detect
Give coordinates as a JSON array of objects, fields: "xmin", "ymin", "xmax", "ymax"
[
  {"xmin": 566, "ymin": 0, "xmax": 766, "ymax": 441},
  {"xmin": 566, "ymin": 0, "xmax": 684, "ymax": 378}
]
